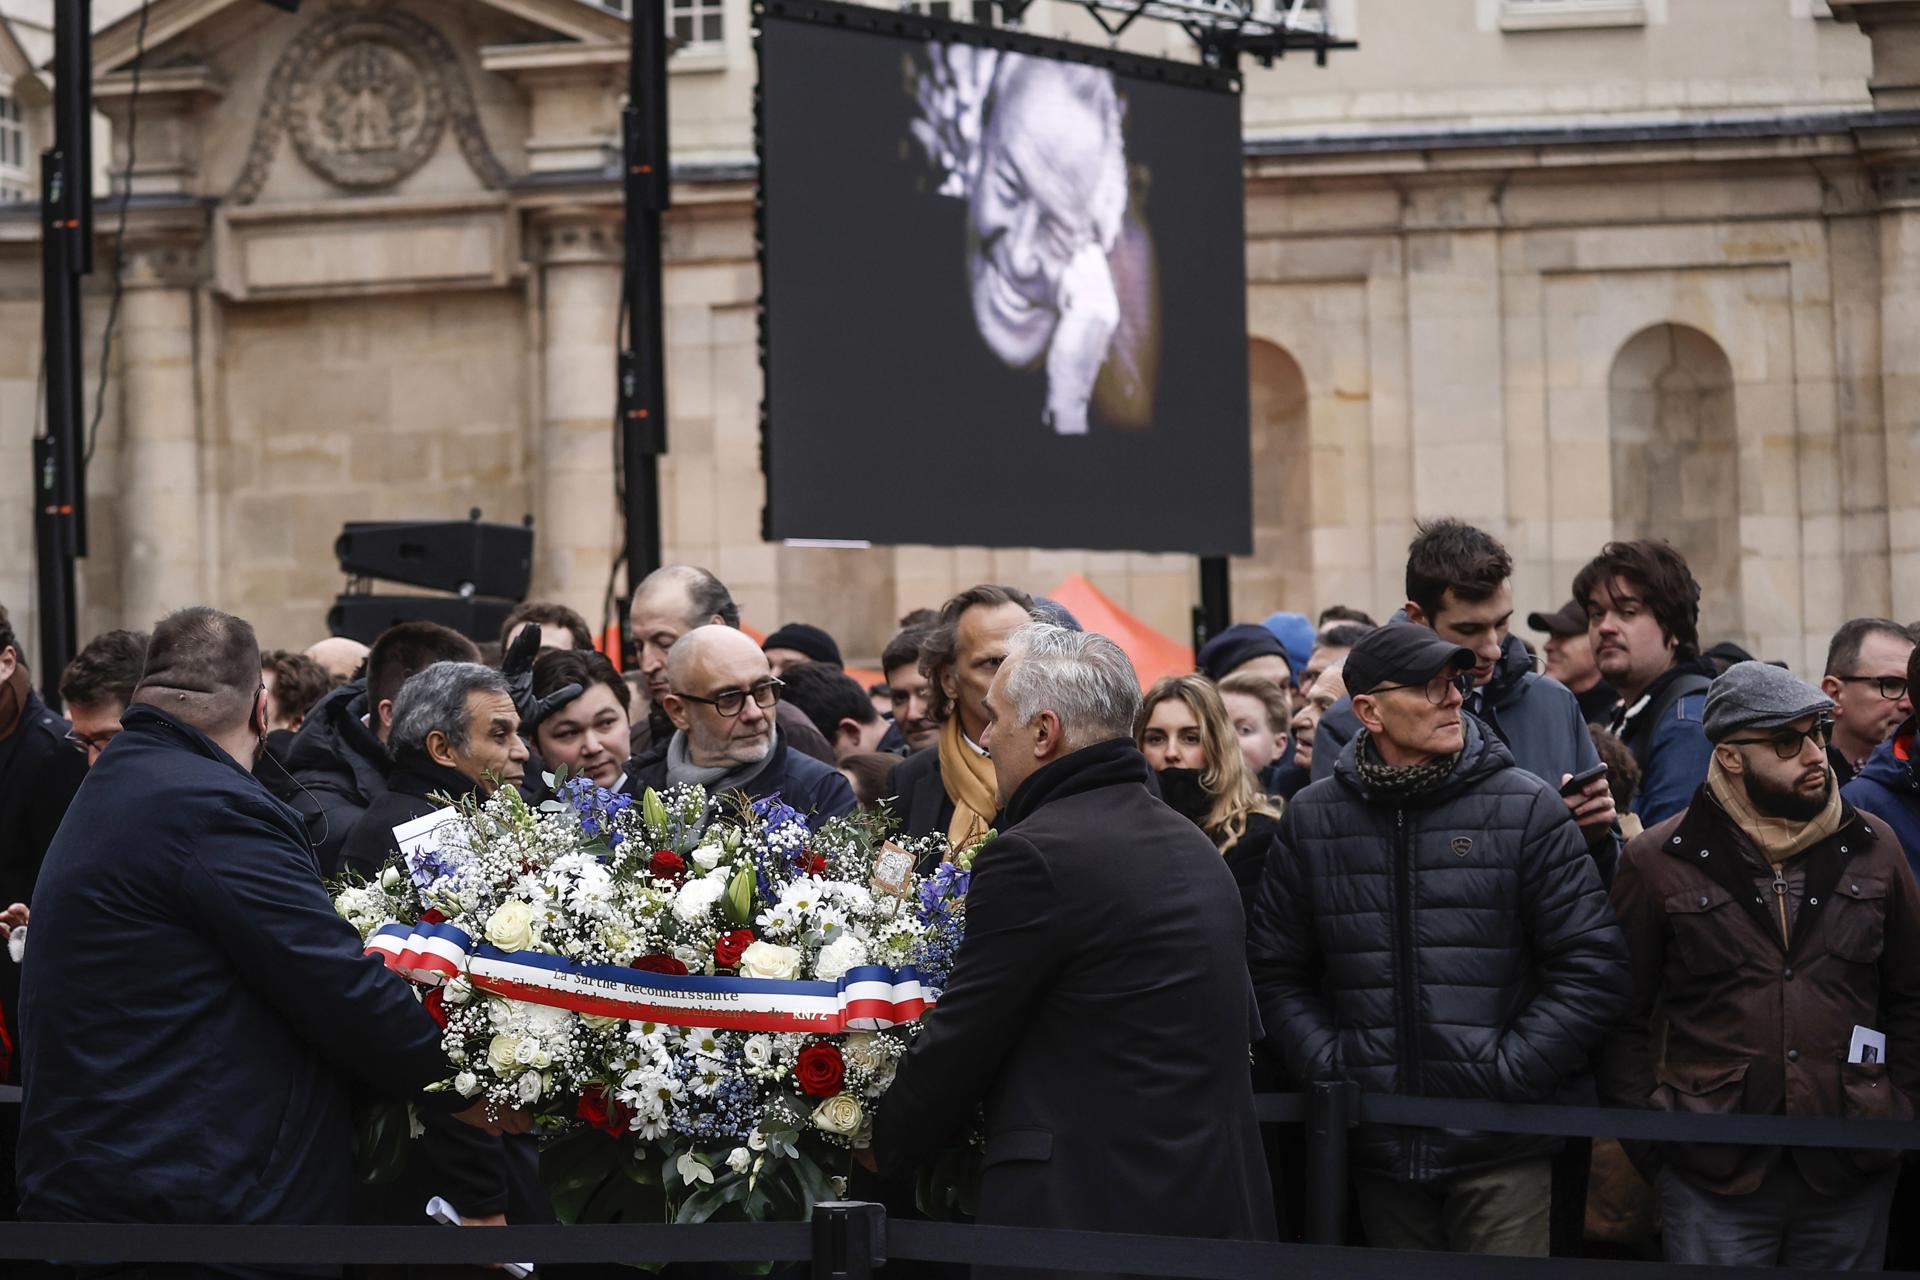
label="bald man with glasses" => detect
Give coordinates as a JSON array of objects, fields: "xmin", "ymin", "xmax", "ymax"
[{"xmin": 625, "ymin": 625, "xmax": 854, "ymax": 820}]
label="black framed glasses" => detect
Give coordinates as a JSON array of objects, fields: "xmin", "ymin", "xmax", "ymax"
[
  {"xmin": 1724, "ymin": 717, "xmax": 1835, "ymax": 760},
  {"xmin": 1835, "ymin": 675, "xmax": 1910, "ymax": 702},
  {"xmin": 1367, "ymin": 672, "xmax": 1464, "ymax": 707},
  {"xmin": 676, "ymin": 677, "xmax": 784, "ymax": 719},
  {"xmin": 64, "ymin": 727, "xmax": 119, "ymax": 754}
]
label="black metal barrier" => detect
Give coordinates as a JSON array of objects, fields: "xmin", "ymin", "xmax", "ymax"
[{"xmin": 4, "ymin": 1091, "xmax": 1920, "ymax": 1277}]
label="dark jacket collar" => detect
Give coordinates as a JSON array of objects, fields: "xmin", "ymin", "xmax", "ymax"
[
  {"xmin": 1664, "ymin": 782, "xmax": 1879, "ymax": 954},
  {"xmin": 121, "ymin": 702, "xmax": 254, "ymax": 775},
  {"xmin": 1001, "ymin": 737, "xmax": 1149, "ymax": 829},
  {"xmin": 284, "ymin": 680, "xmax": 390, "ymax": 783},
  {"xmin": 1855, "ymin": 715, "xmax": 1917, "ymax": 795},
  {"xmin": 387, "ymin": 747, "xmax": 482, "ymax": 804},
  {"xmin": 1331, "ymin": 712, "xmax": 1517, "ymax": 809},
  {"xmin": 1481, "ymin": 633, "xmax": 1537, "ymax": 710}
]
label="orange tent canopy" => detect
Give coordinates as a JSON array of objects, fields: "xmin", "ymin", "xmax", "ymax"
[{"xmin": 1045, "ymin": 574, "xmax": 1194, "ymax": 691}]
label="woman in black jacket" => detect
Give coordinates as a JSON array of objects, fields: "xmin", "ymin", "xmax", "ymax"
[{"xmin": 1135, "ymin": 674, "xmax": 1283, "ymax": 913}]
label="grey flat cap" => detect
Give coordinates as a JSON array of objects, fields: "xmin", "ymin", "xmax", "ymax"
[{"xmin": 1702, "ymin": 661, "xmax": 1833, "ymax": 743}]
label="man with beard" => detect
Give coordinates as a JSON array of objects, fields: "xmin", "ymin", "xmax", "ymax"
[
  {"xmin": 1575, "ymin": 540, "xmax": 1716, "ymax": 826},
  {"xmin": 1599, "ymin": 662, "xmax": 1920, "ymax": 1269}
]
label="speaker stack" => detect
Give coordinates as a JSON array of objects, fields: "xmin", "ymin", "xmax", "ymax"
[{"xmin": 326, "ymin": 510, "xmax": 534, "ymax": 645}]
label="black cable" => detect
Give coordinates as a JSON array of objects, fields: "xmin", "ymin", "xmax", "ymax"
[{"xmin": 82, "ymin": 0, "xmax": 152, "ymax": 467}]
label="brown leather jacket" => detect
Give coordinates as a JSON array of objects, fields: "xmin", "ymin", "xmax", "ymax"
[{"xmin": 1596, "ymin": 789, "xmax": 1920, "ymax": 1196}]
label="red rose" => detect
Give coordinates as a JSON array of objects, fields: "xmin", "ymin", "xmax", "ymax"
[
  {"xmin": 576, "ymin": 1084, "xmax": 629, "ymax": 1138},
  {"xmin": 714, "ymin": 928, "xmax": 756, "ymax": 968},
  {"xmin": 805, "ymin": 853, "xmax": 828, "ymax": 877},
  {"xmin": 631, "ymin": 953, "xmax": 689, "ymax": 976},
  {"xmin": 794, "ymin": 1042, "xmax": 845, "ymax": 1098},
  {"xmin": 651, "ymin": 850, "xmax": 687, "ymax": 880},
  {"xmin": 422, "ymin": 985, "xmax": 448, "ymax": 1029},
  {"xmin": 419, "ymin": 908, "xmax": 447, "ymax": 925}
]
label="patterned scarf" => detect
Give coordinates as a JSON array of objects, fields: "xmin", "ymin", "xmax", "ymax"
[{"xmin": 1353, "ymin": 728, "xmax": 1459, "ymax": 799}]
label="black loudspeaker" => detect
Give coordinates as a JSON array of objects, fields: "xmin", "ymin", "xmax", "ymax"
[
  {"xmin": 335, "ymin": 515, "xmax": 533, "ymax": 600},
  {"xmin": 326, "ymin": 595, "xmax": 517, "ymax": 646}
]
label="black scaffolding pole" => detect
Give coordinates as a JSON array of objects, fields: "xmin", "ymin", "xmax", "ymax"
[
  {"xmin": 32, "ymin": 0, "xmax": 93, "ymax": 709},
  {"xmin": 619, "ymin": 0, "xmax": 670, "ymax": 596}
]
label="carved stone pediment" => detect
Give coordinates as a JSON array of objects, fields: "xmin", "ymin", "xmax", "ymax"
[{"xmin": 230, "ymin": 7, "xmax": 508, "ymax": 204}]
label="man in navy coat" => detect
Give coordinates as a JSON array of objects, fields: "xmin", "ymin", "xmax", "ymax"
[{"xmin": 15, "ymin": 607, "xmax": 517, "ymax": 1273}]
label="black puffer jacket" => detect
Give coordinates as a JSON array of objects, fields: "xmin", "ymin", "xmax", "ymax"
[
  {"xmin": 1247, "ymin": 715, "xmax": 1632, "ymax": 1183},
  {"xmin": 268, "ymin": 681, "xmax": 391, "ymax": 877}
]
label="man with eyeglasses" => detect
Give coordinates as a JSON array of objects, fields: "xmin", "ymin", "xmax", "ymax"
[
  {"xmin": 1820, "ymin": 619, "xmax": 1916, "ymax": 787},
  {"xmin": 1599, "ymin": 661, "xmax": 1920, "ymax": 1270},
  {"xmin": 626, "ymin": 625, "xmax": 854, "ymax": 820},
  {"xmin": 1249, "ymin": 623, "xmax": 1630, "ymax": 1257},
  {"xmin": 1845, "ymin": 643, "xmax": 1920, "ymax": 883}
]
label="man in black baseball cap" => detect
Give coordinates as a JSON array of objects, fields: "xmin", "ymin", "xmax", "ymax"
[
  {"xmin": 1249, "ymin": 621, "xmax": 1630, "ymax": 1257},
  {"xmin": 1528, "ymin": 599, "xmax": 1617, "ymax": 726}
]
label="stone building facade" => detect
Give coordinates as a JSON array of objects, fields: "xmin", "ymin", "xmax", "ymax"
[{"xmin": 0, "ymin": 0, "xmax": 1914, "ymax": 670}]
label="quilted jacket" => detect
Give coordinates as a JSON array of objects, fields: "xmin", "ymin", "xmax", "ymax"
[{"xmin": 1247, "ymin": 714, "xmax": 1634, "ymax": 1182}]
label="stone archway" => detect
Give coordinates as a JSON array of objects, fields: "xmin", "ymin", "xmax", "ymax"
[
  {"xmin": 1233, "ymin": 338, "xmax": 1314, "ymax": 618},
  {"xmin": 1607, "ymin": 323, "xmax": 1742, "ymax": 645}
]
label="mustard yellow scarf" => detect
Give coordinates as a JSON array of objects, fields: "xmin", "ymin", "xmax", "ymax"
[{"xmin": 937, "ymin": 715, "xmax": 998, "ymax": 851}]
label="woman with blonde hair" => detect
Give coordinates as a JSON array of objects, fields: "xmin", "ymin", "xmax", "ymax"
[{"xmin": 1136, "ymin": 674, "xmax": 1283, "ymax": 911}]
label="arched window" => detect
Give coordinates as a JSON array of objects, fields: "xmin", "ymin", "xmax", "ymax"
[{"xmin": 1607, "ymin": 323, "xmax": 1741, "ymax": 645}]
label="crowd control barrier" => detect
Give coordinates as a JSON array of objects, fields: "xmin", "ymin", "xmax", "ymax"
[{"xmin": 3, "ymin": 1088, "xmax": 1920, "ymax": 1277}]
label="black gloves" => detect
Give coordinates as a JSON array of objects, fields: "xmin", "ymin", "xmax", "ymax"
[{"xmin": 502, "ymin": 624, "xmax": 583, "ymax": 736}]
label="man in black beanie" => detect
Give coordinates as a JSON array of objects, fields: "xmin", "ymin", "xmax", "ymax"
[{"xmin": 763, "ymin": 622, "xmax": 843, "ymax": 675}]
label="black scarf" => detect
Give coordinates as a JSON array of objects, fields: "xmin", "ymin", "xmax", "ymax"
[{"xmin": 1353, "ymin": 728, "xmax": 1459, "ymax": 799}]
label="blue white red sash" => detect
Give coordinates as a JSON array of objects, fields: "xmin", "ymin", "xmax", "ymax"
[{"xmin": 366, "ymin": 921, "xmax": 934, "ymax": 1032}]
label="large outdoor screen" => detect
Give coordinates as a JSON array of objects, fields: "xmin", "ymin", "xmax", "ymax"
[{"xmin": 758, "ymin": 0, "xmax": 1253, "ymax": 555}]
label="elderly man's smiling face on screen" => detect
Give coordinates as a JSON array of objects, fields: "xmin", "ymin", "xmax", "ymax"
[{"xmin": 965, "ymin": 58, "xmax": 1120, "ymax": 370}]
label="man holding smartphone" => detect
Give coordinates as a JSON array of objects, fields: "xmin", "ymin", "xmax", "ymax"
[{"xmin": 1313, "ymin": 520, "xmax": 1620, "ymax": 879}]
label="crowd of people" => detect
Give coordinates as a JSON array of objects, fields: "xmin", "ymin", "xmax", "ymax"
[{"xmin": 1, "ymin": 519, "xmax": 1919, "ymax": 1274}]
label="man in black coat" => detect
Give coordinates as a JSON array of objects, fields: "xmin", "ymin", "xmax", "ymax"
[
  {"xmin": 1248, "ymin": 624, "xmax": 1631, "ymax": 1257},
  {"xmin": 16, "ymin": 608, "xmax": 519, "ymax": 1273},
  {"xmin": 0, "ymin": 611, "xmax": 89, "ymax": 1035},
  {"xmin": 271, "ymin": 623, "xmax": 480, "ymax": 875},
  {"xmin": 873, "ymin": 623, "xmax": 1275, "ymax": 1275},
  {"xmin": 625, "ymin": 625, "xmax": 854, "ymax": 820}
]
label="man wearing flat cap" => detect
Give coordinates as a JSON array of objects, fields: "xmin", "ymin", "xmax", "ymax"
[
  {"xmin": 1598, "ymin": 661, "xmax": 1920, "ymax": 1270},
  {"xmin": 1248, "ymin": 623, "xmax": 1631, "ymax": 1257}
]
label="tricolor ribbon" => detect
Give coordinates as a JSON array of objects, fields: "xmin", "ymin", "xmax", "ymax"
[{"xmin": 366, "ymin": 921, "xmax": 936, "ymax": 1033}]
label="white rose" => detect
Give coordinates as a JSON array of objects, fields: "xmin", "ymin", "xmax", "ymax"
[
  {"xmin": 442, "ymin": 975, "xmax": 473, "ymax": 1005},
  {"xmin": 692, "ymin": 844, "xmax": 725, "ymax": 872},
  {"xmin": 814, "ymin": 935, "xmax": 869, "ymax": 984},
  {"xmin": 453, "ymin": 1071, "xmax": 480, "ymax": 1097},
  {"xmin": 380, "ymin": 865, "xmax": 403, "ymax": 890},
  {"xmin": 747, "ymin": 1129, "xmax": 769, "ymax": 1152},
  {"xmin": 517, "ymin": 1069, "xmax": 544, "ymax": 1104},
  {"xmin": 727, "ymin": 1146, "xmax": 752, "ymax": 1174},
  {"xmin": 738, "ymin": 941, "xmax": 803, "ymax": 981},
  {"xmin": 841, "ymin": 1032, "xmax": 881, "ymax": 1072},
  {"xmin": 486, "ymin": 1034, "xmax": 524, "ymax": 1076},
  {"xmin": 742, "ymin": 1035, "xmax": 774, "ymax": 1068},
  {"xmin": 672, "ymin": 878, "xmax": 726, "ymax": 923},
  {"xmin": 485, "ymin": 901, "xmax": 535, "ymax": 952},
  {"xmin": 812, "ymin": 1094, "xmax": 864, "ymax": 1136},
  {"xmin": 581, "ymin": 1012, "xmax": 623, "ymax": 1032}
]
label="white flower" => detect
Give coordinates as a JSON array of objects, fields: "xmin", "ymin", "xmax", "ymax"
[
  {"xmin": 521, "ymin": 1004, "xmax": 574, "ymax": 1041},
  {"xmin": 814, "ymin": 935, "xmax": 869, "ymax": 983},
  {"xmin": 516, "ymin": 1069, "xmax": 544, "ymax": 1104},
  {"xmin": 581, "ymin": 1012, "xmax": 623, "ymax": 1032},
  {"xmin": 692, "ymin": 843, "xmax": 725, "ymax": 872},
  {"xmin": 442, "ymin": 975, "xmax": 473, "ymax": 1005},
  {"xmin": 453, "ymin": 1071, "xmax": 480, "ymax": 1097},
  {"xmin": 727, "ymin": 1146, "xmax": 752, "ymax": 1174},
  {"xmin": 486, "ymin": 1034, "xmax": 524, "ymax": 1076},
  {"xmin": 842, "ymin": 1032, "xmax": 881, "ymax": 1072},
  {"xmin": 485, "ymin": 900, "xmax": 536, "ymax": 951},
  {"xmin": 739, "ymin": 941, "xmax": 803, "ymax": 981},
  {"xmin": 672, "ymin": 878, "xmax": 726, "ymax": 923},
  {"xmin": 747, "ymin": 1129, "xmax": 768, "ymax": 1152},
  {"xmin": 677, "ymin": 1151, "xmax": 715, "ymax": 1186},
  {"xmin": 380, "ymin": 865, "xmax": 403, "ymax": 890},
  {"xmin": 812, "ymin": 1093, "xmax": 864, "ymax": 1136},
  {"xmin": 742, "ymin": 1035, "xmax": 774, "ymax": 1068}
]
